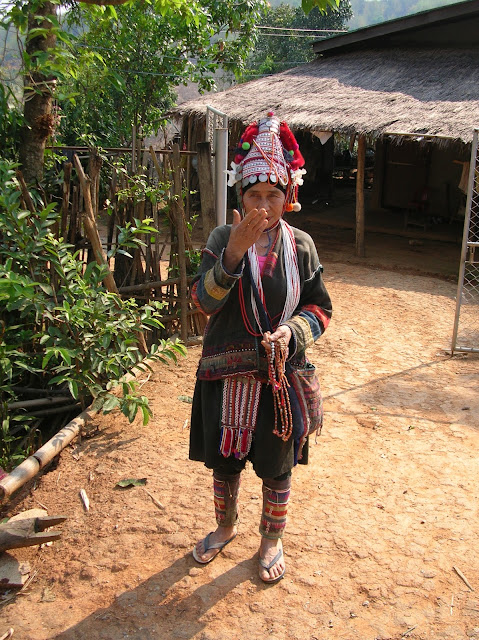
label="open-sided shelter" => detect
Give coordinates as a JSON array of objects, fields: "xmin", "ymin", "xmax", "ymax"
[{"xmin": 171, "ymin": 0, "xmax": 479, "ymax": 255}]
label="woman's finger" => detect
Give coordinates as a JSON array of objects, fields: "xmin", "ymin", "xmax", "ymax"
[
  {"xmin": 232, "ymin": 209, "xmax": 242, "ymax": 227},
  {"xmin": 243, "ymin": 207, "xmax": 268, "ymax": 230}
]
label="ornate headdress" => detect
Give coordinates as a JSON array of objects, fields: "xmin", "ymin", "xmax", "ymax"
[{"xmin": 226, "ymin": 111, "xmax": 306, "ymax": 212}]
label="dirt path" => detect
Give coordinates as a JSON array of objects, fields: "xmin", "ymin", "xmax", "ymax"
[{"xmin": 1, "ymin": 258, "xmax": 479, "ymax": 640}]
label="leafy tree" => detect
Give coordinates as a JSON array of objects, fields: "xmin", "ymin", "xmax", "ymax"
[
  {"xmin": 1, "ymin": 0, "xmax": 339, "ymax": 178},
  {"xmin": 60, "ymin": 0, "xmax": 267, "ymax": 147},
  {"xmin": 3, "ymin": 0, "xmax": 270, "ymax": 178},
  {"xmin": 244, "ymin": 1, "xmax": 352, "ymax": 80}
]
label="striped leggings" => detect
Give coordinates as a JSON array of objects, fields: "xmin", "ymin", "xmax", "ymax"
[{"xmin": 213, "ymin": 469, "xmax": 291, "ymax": 540}]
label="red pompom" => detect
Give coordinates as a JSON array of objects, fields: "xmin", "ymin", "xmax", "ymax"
[
  {"xmin": 279, "ymin": 121, "xmax": 305, "ymax": 170},
  {"xmin": 234, "ymin": 122, "xmax": 259, "ymax": 163}
]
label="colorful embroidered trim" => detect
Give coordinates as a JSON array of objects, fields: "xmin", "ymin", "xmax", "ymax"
[
  {"xmin": 204, "ymin": 268, "xmax": 229, "ymax": 301},
  {"xmin": 259, "ymin": 487, "xmax": 291, "ymax": 539},
  {"xmin": 220, "ymin": 376, "xmax": 262, "ymax": 459},
  {"xmin": 213, "ymin": 474, "xmax": 241, "ymax": 527}
]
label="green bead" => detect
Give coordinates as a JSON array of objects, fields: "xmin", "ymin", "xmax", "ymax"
[
  {"xmin": 242, "ymin": 142, "xmax": 251, "ymax": 150},
  {"xmin": 289, "ymin": 149, "xmax": 294, "ymax": 156}
]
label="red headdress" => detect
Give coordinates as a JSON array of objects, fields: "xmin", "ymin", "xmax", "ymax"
[{"xmin": 226, "ymin": 111, "xmax": 306, "ymax": 212}]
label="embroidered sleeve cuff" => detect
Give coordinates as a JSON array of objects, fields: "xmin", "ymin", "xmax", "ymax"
[
  {"xmin": 284, "ymin": 316, "xmax": 315, "ymax": 355},
  {"xmin": 201, "ymin": 250, "xmax": 243, "ymax": 303},
  {"xmin": 287, "ymin": 329, "xmax": 298, "ymax": 360},
  {"xmin": 219, "ymin": 248, "xmax": 244, "ymax": 279}
]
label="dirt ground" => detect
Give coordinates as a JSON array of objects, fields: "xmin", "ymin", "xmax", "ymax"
[{"xmin": 1, "ymin": 225, "xmax": 479, "ymax": 640}]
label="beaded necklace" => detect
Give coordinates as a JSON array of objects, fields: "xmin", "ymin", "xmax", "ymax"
[{"xmin": 268, "ymin": 339, "xmax": 294, "ymax": 441}]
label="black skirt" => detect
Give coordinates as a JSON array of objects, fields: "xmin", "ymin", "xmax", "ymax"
[{"xmin": 189, "ymin": 377, "xmax": 308, "ymax": 479}]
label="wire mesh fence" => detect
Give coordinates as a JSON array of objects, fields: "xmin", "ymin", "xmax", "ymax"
[{"xmin": 451, "ymin": 129, "xmax": 479, "ymax": 353}]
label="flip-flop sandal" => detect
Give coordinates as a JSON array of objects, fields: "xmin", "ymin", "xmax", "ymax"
[
  {"xmin": 192, "ymin": 532, "xmax": 237, "ymax": 564},
  {"xmin": 259, "ymin": 545, "xmax": 285, "ymax": 584}
]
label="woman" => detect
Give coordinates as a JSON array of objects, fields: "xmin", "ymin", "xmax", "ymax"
[{"xmin": 189, "ymin": 113, "xmax": 332, "ymax": 583}]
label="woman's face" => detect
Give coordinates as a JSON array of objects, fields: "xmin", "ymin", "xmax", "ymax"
[{"xmin": 242, "ymin": 182, "xmax": 286, "ymax": 229}]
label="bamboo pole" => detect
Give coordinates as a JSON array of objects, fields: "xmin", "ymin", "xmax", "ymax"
[
  {"xmin": 7, "ymin": 396, "xmax": 72, "ymax": 410},
  {"xmin": 61, "ymin": 162, "xmax": 72, "ymax": 239},
  {"xmin": 88, "ymin": 149, "xmax": 103, "ymax": 217},
  {"xmin": 73, "ymin": 154, "xmax": 148, "ymax": 355},
  {"xmin": 15, "ymin": 170, "xmax": 35, "ymax": 213},
  {"xmin": 132, "ymin": 125, "xmax": 136, "ymax": 173},
  {"xmin": 0, "ymin": 358, "xmax": 155, "ymax": 504},
  {"xmin": 0, "ymin": 404, "xmax": 99, "ymax": 503},
  {"xmin": 172, "ymin": 144, "xmax": 189, "ymax": 343},
  {"xmin": 69, "ymin": 185, "xmax": 78, "ymax": 244},
  {"xmin": 106, "ymin": 166, "xmax": 117, "ymax": 258},
  {"xmin": 186, "ymin": 115, "xmax": 192, "ymax": 219},
  {"xmin": 355, "ymin": 134, "xmax": 366, "ymax": 258},
  {"xmin": 48, "ymin": 145, "xmax": 197, "ymax": 156},
  {"xmin": 149, "ymin": 146, "xmax": 194, "ymax": 254},
  {"xmin": 73, "ymin": 154, "xmax": 119, "ymax": 295}
]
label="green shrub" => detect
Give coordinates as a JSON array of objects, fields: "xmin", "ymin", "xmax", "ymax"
[{"xmin": 0, "ymin": 159, "xmax": 185, "ymax": 470}]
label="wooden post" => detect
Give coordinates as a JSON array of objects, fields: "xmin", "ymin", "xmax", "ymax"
[
  {"xmin": 355, "ymin": 134, "xmax": 366, "ymax": 258},
  {"xmin": 172, "ymin": 144, "xmax": 189, "ymax": 343},
  {"xmin": 197, "ymin": 141, "xmax": 217, "ymax": 243}
]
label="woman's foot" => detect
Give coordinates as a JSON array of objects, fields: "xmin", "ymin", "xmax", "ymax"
[
  {"xmin": 193, "ymin": 526, "xmax": 237, "ymax": 564},
  {"xmin": 259, "ymin": 537, "xmax": 285, "ymax": 583}
]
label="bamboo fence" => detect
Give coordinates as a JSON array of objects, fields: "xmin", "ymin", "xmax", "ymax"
[{"xmin": 52, "ymin": 142, "xmax": 210, "ymax": 342}]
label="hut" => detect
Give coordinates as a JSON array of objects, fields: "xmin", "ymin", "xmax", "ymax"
[{"xmin": 171, "ymin": 0, "xmax": 479, "ymax": 256}]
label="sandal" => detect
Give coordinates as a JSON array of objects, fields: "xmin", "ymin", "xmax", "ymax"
[
  {"xmin": 259, "ymin": 543, "xmax": 285, "ymax": 584},
  {"xmin": 192, "ymin": 531, "xmax": 237, "ymax": 565}
]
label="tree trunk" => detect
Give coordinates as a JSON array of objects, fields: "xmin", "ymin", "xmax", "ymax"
[{"xmin": 19, "ymin": 1, "xmax": 57, "ymax": 184}]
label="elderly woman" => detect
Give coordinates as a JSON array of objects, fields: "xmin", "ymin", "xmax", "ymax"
[{"xmin": 189, "ymin": 113, "xmax": 332, "ymax": 583}]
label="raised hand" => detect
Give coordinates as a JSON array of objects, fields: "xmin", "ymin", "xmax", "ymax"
[{"xmin": 223, "ymin": 208, "xmax": 268, "ymax": 273}]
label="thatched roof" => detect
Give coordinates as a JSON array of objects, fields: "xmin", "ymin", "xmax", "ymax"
[{"xmin": 172, "ymin": 47, "xmax": 479, "ymax": 144}]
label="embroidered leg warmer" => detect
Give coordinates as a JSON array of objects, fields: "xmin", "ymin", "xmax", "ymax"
[
  {"xmin": 213, "ymin": 471, "xmax": 241, "ymax": 528},
  {"xmin": 259, "ymin": 474, "xmax": 292, "ymax": 540}
]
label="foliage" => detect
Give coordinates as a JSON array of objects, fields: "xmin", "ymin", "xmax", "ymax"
[
  {"xmin": 0, "ymin": 158, "xmax": 186, "ymax": 470},
  {"xmin": 0, "ymin": 83, "xmax": 23, "ymax": 163},
  {"xmin": 58, "ymin": 0, "xmax": 267, "ymax": 147},
  {"xmin": 243, "ymin": 1, "xmax": 352, "ymax": 80}
]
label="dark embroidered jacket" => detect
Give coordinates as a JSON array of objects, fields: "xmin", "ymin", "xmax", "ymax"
[{"xmin": 191, "ymin": 224, "xmax": 332, "ymax": 381}]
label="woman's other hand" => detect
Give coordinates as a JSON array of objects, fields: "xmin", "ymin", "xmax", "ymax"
[
  {"xmin": 261, "ymin": 325, "xmax": 292, "ymax": 354},
  {"xmin": 223, "ymin": 208, "xmax": 268, "ymax": 273}
]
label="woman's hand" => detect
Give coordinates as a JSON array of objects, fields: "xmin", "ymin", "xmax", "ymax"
[
  {"xmin": 261, "ymin": 325, "xmax": 292, "ymax": 355},
  {"xmin": 223, "ymin": 208, "xmax": 268, "ymax": 273}
]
